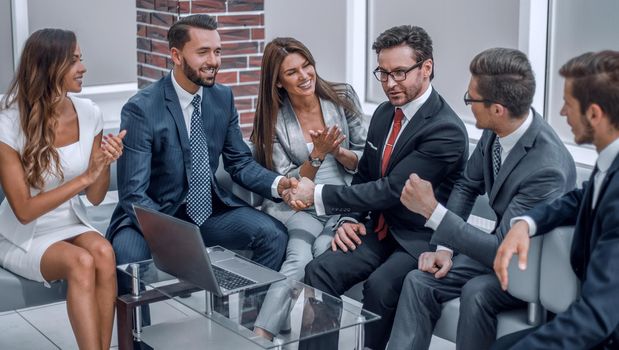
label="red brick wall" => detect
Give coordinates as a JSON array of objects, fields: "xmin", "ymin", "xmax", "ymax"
[{"xmin": 136, "ymin": 0, "xmax": 264, "ymax": 137}]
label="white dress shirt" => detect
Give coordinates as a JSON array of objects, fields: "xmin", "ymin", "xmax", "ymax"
[
  {"xmin": 171, "ymin": 72, "xmax": 282, "ymax": 198},
  {"xmin": 514, "ymin": 136, "xmax": 619, "ymax": 236},
  {"xmin": 427, "ymin": 110, "xmax": 533, "ymax": 253},
  {"xmin": 313, "ymin": 84, "xmax": 434, "ymax": 216}
]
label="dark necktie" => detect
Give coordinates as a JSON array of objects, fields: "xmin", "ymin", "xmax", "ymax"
[
  {"xmin": 492, "ymin": 136, "xmax": 502, "ymax": 178},
  {"xmin": 186, "ymin": 94, "xmax": 213, "ymax": 226},
  {"xmin": 375, "ymin": 108, "xmax": 405, "ymax": 240}
]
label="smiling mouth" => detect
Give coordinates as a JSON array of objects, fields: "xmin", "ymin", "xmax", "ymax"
[
  {"xmin": 298, "ymin": 80, "xmax": 312, "ymax": 89},
  {"xmin": 200, "ymin": 67, "xmax": 217, "ymax": 76}
]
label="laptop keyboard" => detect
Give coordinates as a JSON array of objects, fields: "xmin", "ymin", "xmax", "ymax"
[{"xmin": 212, "ymin": 265, "xmax": 255, "ymax": 290}]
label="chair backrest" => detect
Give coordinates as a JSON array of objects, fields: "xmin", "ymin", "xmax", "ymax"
[
  {"xmin": 506, "ymin": 235, "xmax": 543, "ymax": 303},
  {"xmin": 539, "ymin": 226, "xmax": 580, "ymax": 313}
]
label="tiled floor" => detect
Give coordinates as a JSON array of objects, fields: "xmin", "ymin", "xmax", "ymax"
[{"xmin": 0, "ymin": 300, "xmax": 455, "ymax": 349}]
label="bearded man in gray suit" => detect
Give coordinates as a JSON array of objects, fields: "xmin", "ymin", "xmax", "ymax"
[{"xmin": 387, "ymin": 48, "xmax": 576, "ymax": 350}]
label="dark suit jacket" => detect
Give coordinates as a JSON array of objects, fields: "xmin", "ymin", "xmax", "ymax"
[
  {"xmin": 321, "ymin": 88, "xmax": 468, "ymax": 256},
  {"xmin": 511, "ymin": 155, "xmax": 619, "ymax": 349},
  {"xmin": 107, "ymin": 74, "xmax": 278, "ymax": 240},
  {"xmin": 431, "ymin": 112, "xmax": 576, "ymax": 267}
]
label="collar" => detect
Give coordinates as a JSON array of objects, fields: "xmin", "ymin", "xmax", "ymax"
[
  {"xmin": 397, "ymin": 84, "xmax": 433, "ymax": 122},
  {"xmin": 597, "ymin": 137, "xmax": 619, "ymax": 173},
  {"xmin": 171, "ymin": 70, "xmax": 202, "ymax": 110},
  {"xmin": 498, "ymin": 109, "xmax": 533, "ymax": 153}
]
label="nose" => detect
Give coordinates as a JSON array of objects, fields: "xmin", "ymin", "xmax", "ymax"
[
  {"xmin": 78, "ymin": 61, "xmax": 87, "ymax": 74},
  {"xmin": 385, "ymin": 74, "xmax": 398, "ymax": 88},
  {"xmin": 560, "ymin": 104, "xmax": 567, "ymax": 116},
  {"xmin": 300, "ymin": 67, "xmax": 310, "ymax": 80}
]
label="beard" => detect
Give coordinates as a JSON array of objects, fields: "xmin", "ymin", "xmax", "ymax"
[{"xmin": 182, "ymin": 57, "xmax": 217, "ymax": 87}]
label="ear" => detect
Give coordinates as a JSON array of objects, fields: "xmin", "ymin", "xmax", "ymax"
[
  {"xmin": 493, "ymin": 103, "xmax": 505, "ymax": 117},
  {"xmin": 170, "ymin": 47, "xmax": 182, "ymax": 66},
  {"xmin": 586, "ymin": 103, "xmax": 605, "ymax": 126},
  {"xmin": 276, "ymin": 81, "xmax": 283, "ymax": 88},
  {"xmin": 423, "ymin": 59, "xmax": 433, "ymax": 78}
]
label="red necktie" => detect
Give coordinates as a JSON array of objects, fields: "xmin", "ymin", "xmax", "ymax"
[{"xmin": 375, "ymin": 108, "xmax": 404, "ymax": 240}]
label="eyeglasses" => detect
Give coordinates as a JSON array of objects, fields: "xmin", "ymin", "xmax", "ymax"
[
  {"xmin": 373, "ymin": 60, "xmax": 425, "ymax": 82},
  {"xmin": 463, "ymin": 91, "xmax": 498, "ymax": 106}
]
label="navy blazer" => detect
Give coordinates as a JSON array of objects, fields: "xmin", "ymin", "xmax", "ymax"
[
  {"xmin": 321, "ymin": 88, "xmax": 468, "ymax": 256},
  {"xmin": 512, "ymin": 155, "xmax": 619, "ymax": 349},
  {"xmin": 107, "ymin": 74, "xmax": 278, "ymax": 240}
]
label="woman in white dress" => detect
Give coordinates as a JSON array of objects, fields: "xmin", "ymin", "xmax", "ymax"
[{"xmin": 0, "ymin": 29, "xmax": 125, "ymax": 350}]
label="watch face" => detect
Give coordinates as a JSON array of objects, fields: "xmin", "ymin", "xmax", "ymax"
[{"xmin": 311, "ymin": 158, "xmax": 322, "ymax": 168}]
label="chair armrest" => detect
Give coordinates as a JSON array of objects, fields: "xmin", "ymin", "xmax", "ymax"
[
  {"xmin": 540, "ymin": 226, "xmax": 579, "ymax": 313},
  {"xmin": 506, "ymin": 235, "xmax": 543, "ymax": 303}
]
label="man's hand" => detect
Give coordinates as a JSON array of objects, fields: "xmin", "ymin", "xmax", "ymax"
[
  {"xmin": 277, "ymin": 176, "xmax": 296, "ymax": 197},
  {"xmin": 332, "ymin": 222, "xmax": 367, "ymax": 252},
  {"xmin": 418, "ymin": 251, "xmax": 453, "ymax": 278},
  {"xmin": 401, "ymin": 173, "xmax": 438, "ymax": 219},
  {"xmin": 284, "ymin": 177, "xmax": 315, "ymax": 210},
  {"xmin": 493, "ymin": 220, "xmax": 531, "ymax": 290}
]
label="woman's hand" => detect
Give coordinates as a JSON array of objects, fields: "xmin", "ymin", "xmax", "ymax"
[
  {"xmin": 84, "ymin": 130, "xmax": 126, "ymax": 184},
  {"xmin": 309, "ymin": 125, "xmax": 346, "ymax": 158}
]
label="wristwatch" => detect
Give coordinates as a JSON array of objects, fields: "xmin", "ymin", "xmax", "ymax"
[{"xmin": 309, "ymin": 154, "xmax": 324, "ymax": 168}]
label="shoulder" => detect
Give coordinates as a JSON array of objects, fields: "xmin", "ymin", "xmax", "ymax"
[
  {"xmin": 0, "ymin": 104, "xmax": 23, "ymax": 150},
  {"xmin": 69, "ymin": 95, "xmax": 102, "ymax": 127},
  {"xmin": 205, "ymin": 83, "xmax": 233, "ymax": 99}
]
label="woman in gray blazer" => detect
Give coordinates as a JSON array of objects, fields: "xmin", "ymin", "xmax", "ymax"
[{"xmin": 251, "ymin": 37, "xmax": 367, "ymax": 339}]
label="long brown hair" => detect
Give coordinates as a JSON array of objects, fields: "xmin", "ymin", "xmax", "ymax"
[
  {"xmin": 1, "ymin": 28, "xmax": 77, "ymax": 189},
  {"xmin": 251, "ymin": 37, "xmax": 359, "ymax": 170}
]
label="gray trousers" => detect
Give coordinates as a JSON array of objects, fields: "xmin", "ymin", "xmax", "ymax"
[
  {"xmin": 387, "ymin": 254, "xmax": 525, "ymax": 350},
  {"xmin": 253, "ymin": 208, "xmax": 335, "ymax": 335}
]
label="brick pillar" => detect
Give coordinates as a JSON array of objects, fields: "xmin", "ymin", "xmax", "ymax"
[{"xmin": 136, "ymin": 0, "xmax": 264, "ymax": 138}]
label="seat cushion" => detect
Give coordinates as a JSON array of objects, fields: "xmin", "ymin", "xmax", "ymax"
[{"xmin": 0, "ymin": 268, "xmax": 67, "ymax": 312}]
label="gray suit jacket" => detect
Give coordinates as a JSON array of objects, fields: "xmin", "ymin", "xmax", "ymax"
[
  {"xmin": 431, "ymin": 111, "xmax": 576, "ymax": 267},
  {"xmin": 261, "ymin": 83, "xmax": 367, "ymax": 223}
]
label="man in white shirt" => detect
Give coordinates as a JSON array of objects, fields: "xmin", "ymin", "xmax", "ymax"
[
  {"xmin": 291, "ymin": 25, "xmax": 469, "ymax": 350},
  {"xmin": 387, "ymin": 48, "xmax": 576, "ymax": 350},
  {"xmin": 493, "ymin": 50, "xmax": 619, "ymax": 350}
]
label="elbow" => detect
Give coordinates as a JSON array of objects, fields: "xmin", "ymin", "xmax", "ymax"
[{"xmin": 14, "ymin": 211, "xmax": 34, "ymax": 225}]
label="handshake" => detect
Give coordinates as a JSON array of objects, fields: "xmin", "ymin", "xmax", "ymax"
[{"xmin": 278, "ymin": 177, "xmax": 316, "ymax": 211}]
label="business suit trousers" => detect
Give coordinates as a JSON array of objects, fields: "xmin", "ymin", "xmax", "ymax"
[
  {"xmin": 303, "ymin": 223, "xmax": 420, "ymax": 350},
  {"xmin": 388, "ymin": 255, "xmax": 524, "ymax": 350}
]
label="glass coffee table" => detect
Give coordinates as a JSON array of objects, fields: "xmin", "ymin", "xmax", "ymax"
[{"xmin": 116, "ymin": 247, "xmax": 380, "ymax": 349}]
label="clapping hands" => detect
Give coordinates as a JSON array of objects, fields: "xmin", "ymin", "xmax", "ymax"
[
  {"xmin": 309, "ymin": 125, "xmax": 346, "ymax": 157},
  {"xmin": 84, "ymin": 130, "xmax": 126, "ymax": 184}
]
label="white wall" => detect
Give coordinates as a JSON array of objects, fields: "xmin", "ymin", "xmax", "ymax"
[
  {"xmin": 27, "ymin": 0, "xmax": 137, "ymax": 87},
  {"xmin": 265, "ymin": 0, "xmax": 347, "ymax": 84}
]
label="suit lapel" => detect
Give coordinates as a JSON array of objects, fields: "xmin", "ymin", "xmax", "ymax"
[
  {"xmin": 489, "ymin": 112, "xmax": 543, "ymax": 204},
  {"xmin": 163, "ymin": 75, "xmax": 191, "ymax": 180},
  {"xmin": 280, "ymin": 97, "xmax": 310, "ymax": 165},
  {"xmin": 385, "ymin": 89, "xmax": 438, "ymax": 173}
]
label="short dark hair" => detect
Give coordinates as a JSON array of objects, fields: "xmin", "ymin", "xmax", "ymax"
[
  {"xmin": 469, "ymin": 48, "xmax": 535, "ymax": 117},
  {"xmin": 560, "ymin": 50, "xmax": 619, "ymax": 129},
  {"xmin": 372, "ymin": 25, "xmax": 434, "ymax": 80},
  {"xmin": 167, "ymin": 14, "xmax": 218, "ymax": 50}
]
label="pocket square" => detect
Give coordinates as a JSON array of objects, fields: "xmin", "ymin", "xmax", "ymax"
[{"xmin": 367, "ymin": 141, "xmax": 378, "ymax": 151}]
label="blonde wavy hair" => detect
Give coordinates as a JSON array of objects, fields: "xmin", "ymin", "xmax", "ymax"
[{"xmin": 2, "ymin": 28, "xmax": 77, "ymax": 190}]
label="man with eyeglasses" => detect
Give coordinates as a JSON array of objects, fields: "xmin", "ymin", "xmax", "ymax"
[
  {"xmin": 387, "ymin": 48, "xmax": 576, "ymax": 350},
  {"xmin": 291, "ymin": 25, "xmax": 468, "ymax": 349}
]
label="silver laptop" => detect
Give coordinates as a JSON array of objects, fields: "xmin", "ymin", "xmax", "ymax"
[{"xmin": 133, "ymin": 204, "xmax": 285, "ymax": 296}]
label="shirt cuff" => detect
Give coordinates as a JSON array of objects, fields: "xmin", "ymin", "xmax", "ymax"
[
  {"xmin": 314, "ymin": 184, "xmax": 326, "ymax": 216},
  {"xmin": 271, "ymin": 175, "xmax": 284, "ymax": 198},
  {"xmin": 425, "ymin": 203, "xmax": 448, "ymax": 230},
  {"xmin": 510, "ymin": 216, "xmax": 537, "ymax": 236},
  {"xmin": 436, "ymin": 245, "xmax": 453, "ymax": 254}
]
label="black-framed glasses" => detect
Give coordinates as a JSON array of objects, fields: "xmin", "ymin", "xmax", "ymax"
[
  {"xmin": 463, "ymin": 91, "xmax": 497, "ymax": 106},
  {"xmin": 373, "ymin": 60, "xmax": 425, "ymax": 82}
]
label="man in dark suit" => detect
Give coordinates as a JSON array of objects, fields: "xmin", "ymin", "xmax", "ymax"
[
  {"xmin": 493, "ymin": 50, "xmax": 619, "ymax": 349},
  {"xmin": 289, "ymin": 25, "xmax": 468, "ymax": 349},
  {"xmin": 387, "ymin": 48, "xmax": 576, "ymax": 350},
  {"xmin": 107, "ymin": 15, "xmax": 289, "ymax": 300}
]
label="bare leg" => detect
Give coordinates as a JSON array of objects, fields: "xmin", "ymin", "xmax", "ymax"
[
  {"xmin": 41, "ymin": 240, "xmax": 101, "ymax": 350},
  {"xmin": 70, "ymin": 232, "xmax": 117, "ymax": 350}
]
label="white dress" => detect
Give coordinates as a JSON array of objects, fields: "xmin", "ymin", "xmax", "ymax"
[{"xmin": 0, "ymin": 96, "xmax": 103, "ymax": 284}]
